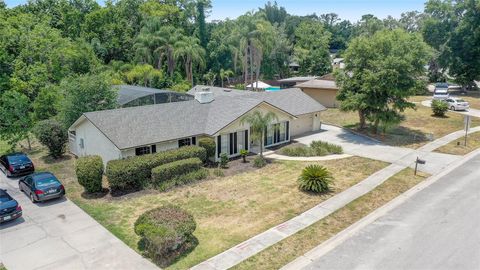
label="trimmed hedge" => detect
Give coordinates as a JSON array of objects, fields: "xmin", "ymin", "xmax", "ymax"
[
  {"xmin": 152, "ymin": 158, "xmax": 203, "ymax": 184},
  {"xmin": 106, "ymin": 146, "xmax": 206, "ymax": 191},
  {"xmin": 75, "ymin": 155, "xmax": 103, "ymax": 193},
  {"xmin": 198, "ymin": 137, "xmax": 216, "ymax": 159},
  {"xmin": 157, "ymin": 168, "xmax": 209, "ymax": 191},
  {"xmin": 134, "ymin": 205, "xmax": 197, "ymax": 267}
]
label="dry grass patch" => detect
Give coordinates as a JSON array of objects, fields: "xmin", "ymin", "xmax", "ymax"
[
  {"xmin": 434, "ymin": 131, "xmax": 480, "ymax": 155},
  {"xmin": 233, "ymin": 168, "xmax": 429, "ymax": 270},
  {"xmin": 20, "ymin": 144, "xmax": 387, "ymax": 269},
  {"xmin": 322, "ymin": 96, "xmax": 480, "ymax": 149}
]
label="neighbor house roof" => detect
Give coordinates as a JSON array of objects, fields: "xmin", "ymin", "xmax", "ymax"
[
  {"xmin": 278, "ymin": 76, "xmax": 318, "ymax": 83},
  {"xmin": 295, "ymin": 79, "xmax": 338, "ymax": 90},
  {"xmin": 72, "ymin": 87, "xmax": 326, "ymax": 150}
]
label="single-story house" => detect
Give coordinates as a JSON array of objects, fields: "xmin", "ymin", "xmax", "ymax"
[
  {"xmin": 115, "ymin": 85, "xmax": 193, "ymax": 108},
  {"xmin": 278, "ymin": 76, "xmax": 318, "ymax": 89},
  {"xmin": 69, "ymin": 86, "xmax": 326, "ymax": 165},
  {"xmin": 333, "ymin": 58, "xmax": 345, "ymax": 69},
  {"xmin": 295, "ymin": 78, "xmax": 340, "ymax": 108}
]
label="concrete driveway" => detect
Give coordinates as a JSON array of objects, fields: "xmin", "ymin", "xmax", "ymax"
[
  {"xmin": 291, "ymin": 152, "xmax": 480, "ymax": 270},
  {"xmin": 421, "ymin": 99, "xmax": 480, "ymax": 118},
  {"xmin": 294, "ymin": 125, "xmax": 460, "ymax": 175},
  {"xmin": 0, "ymin": 172, "xmax": 158, "ymax": 270}
]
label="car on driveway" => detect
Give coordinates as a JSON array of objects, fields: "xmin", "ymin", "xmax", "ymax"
[
  {"xmin": 445, "ymin": 97, "xmax": 470, "ymax": 111},
  {"xmin": 0, "ymin": 189, "xmax": 22, "ymax": 223},
  {"xmin": 0, "ymin": 153, "xmax": 35, "ymax": 177},
  {"xmin": 19, "ymin": 172, "xmax": 65, "ymax": 203},
  {"xmin": 433, "ymin": 83, "xmax": 449, "ymax": 100}
]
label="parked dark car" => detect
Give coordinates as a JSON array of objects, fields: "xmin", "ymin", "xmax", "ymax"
[
  {"xmin": 19, "ymin": 172, "xmax": 65, "ymax": 203},
  {"xmin": 0, "ymin": 189, "xmax": 22, "ymax": 223},
  {"xmin": 0, "ymin": 153, "xmax": 34, "ymax": 177}
]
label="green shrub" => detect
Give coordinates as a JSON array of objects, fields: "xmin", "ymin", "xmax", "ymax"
[
  {"xmin": 134, "ymin": 205, "xmax": 197, "ymax": 267},
  {"xmin": 280, "ymin": 141, "xmax": 343, "ymax": 157},
  {"xmin": 431, "ymin": 99, "xmax": 449, "ymax": 117},
  {"xmin": 219, "ymin": 153, "xmax": 229, "ymax": 168},
  {"xmin": 240, "ymin": 149, "xmax": 248, "ymax": 163},
  {"xmin": 298, "ymin": 165, "xmax": 333, "ymax": 193},
  {"xmin": 75, "ymin": 155, "xmax": 103, "ymax": 193},
  {"xmin": 253, "ymin": 156, "xmax": 267, "ymax": 168},
  {"xmin": 310, "ymin": 140, "xmax": 343, "ymax": 155},
  {"xmin": 156, "ymin": 168, "xmax": 208, "ymax": 191},
  {"xmin": 106, "ymin": 146, "xmax": 206, "ymax": 191},
  {"xmin": 152, "ymin": 158, "xmax": 203, "ymax": 184},
  {"xmin": 198, "ymin": 137, "xmax": 216, "ymax": 159},
  {"xmin": 280, "ymin": 145, "xmax": 311, "ymax": 156},
  {"xmin": 33, "ymin": 119, "xmax": 68, "ymax": 159}
]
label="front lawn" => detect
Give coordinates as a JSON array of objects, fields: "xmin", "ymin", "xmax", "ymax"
[
  {"xmin": 321, "ymin": 96, "xmax": 480, "ymax": 149},
  {"xmin": 23, "ymin": 144, "xmax": 387, "ymax": 269},
  {"xmin": 233, "ymin": 168, "xmax": 429, "ymax": 270},
  {"xmin": 434, "ymin": 131, "xmax": 480, "ymax": 155}
]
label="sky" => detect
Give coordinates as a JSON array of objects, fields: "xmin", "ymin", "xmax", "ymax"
[{"xmin": 4, "ymin": 0, "xmax": 426, "ymax": 23}]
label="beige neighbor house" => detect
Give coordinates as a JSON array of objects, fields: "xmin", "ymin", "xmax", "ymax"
[
  {"xmin": 295, "ymin": 78, "xmax": 340, "ymax": 108},
  {"xmin": 68, "ymin": 86, "xmax": 326, "ymax": 165}
]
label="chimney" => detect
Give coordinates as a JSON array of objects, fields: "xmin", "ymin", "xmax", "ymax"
[{"xmin": 194, "ymin": 87, "xmax": 214, "ymax": 104}]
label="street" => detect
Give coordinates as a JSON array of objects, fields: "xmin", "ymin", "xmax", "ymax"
[{"xmin": 300, "ymin": 152, "xmax": 480, "ymax": 270}]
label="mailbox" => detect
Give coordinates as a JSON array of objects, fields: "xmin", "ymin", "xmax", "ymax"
[{"xmin": 415, "ymin": 157, "xmax": 426, "ymax": 175}]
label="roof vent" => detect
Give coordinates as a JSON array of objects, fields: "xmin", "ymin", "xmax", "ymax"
[{"xmin": 195, "ymin": 89, "xmax": 214, "ymax": 104}]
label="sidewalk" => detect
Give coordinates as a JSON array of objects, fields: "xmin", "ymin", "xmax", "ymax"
[
  {"xmin": 0, "ymin": 173, "xmax": 158, "ymax": 270},
  {"xmin": 191, "ymin": 127, "xmax": 478, "ymax": 270}
]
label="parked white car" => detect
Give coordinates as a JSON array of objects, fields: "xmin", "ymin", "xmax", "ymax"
[
  {"xmin": 445, "ymin": 97, "xmax": 469, "ymax": 111},
  {"xmin": 433, "ymin": 83, "xmax": 449, "ymax": 100}
]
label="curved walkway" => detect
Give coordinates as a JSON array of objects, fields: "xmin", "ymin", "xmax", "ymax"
[
  {"xmin": 265, "ymin": 153, "xmax": 352, "ymax": 161},
  {"xmin": 191, "ymin": 126, "xmax": 480, "ymax": 270}
]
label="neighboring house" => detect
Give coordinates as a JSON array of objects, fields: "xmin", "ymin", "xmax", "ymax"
[
  {"xmin": 69, "ymin": 86, "xmax": 326, "ymax": 165},
  {"xmin": 278, "ymin": 76, "xmax": 318, "ymax": 89},
  {"xmin": 295, "ymin": 77, "xmax": 340, "ymax": 108},
  {"xmin": 115, "ymin": 85, "xmax": 193, "ymax": 108}
]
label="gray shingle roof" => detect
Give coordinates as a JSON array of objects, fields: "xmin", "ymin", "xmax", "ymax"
[
  {"xmin": 80, "ymin": 86, "xmax": 326, "ymax": 150},
  {"xmin": 295, "ymin": 79, "xmax": 338, "ymax": 90}
]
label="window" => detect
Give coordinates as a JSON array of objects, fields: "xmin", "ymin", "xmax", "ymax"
[
  {"xmin": 264, "ymin": 121, "xmax": 289, "ymax": 147},
  {"xmin": 221, "ymin": 134, "xmax": 229, "ymax": 155},
  {"xmin": 135, "ymin": 146, "xmax": 151, "ymax": 156},
  {"xmin": 79, "ymin": 138, "xmax": 84, "ymax": 149},
  {"xmin": 178, "ymin": 138, "xmax": 192, "ymax": 148}
]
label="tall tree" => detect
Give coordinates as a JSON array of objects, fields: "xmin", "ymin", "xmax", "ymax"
[
  {"xmin": 196, "ymin": 0, "xmax": 208, "ymax": 49},
  {"xmin": 174, "ymin": 36, "xmax": 206, "ymax": 86},
  {"xmin": 336, "ymin": 29, "xmax": 432, "ymax": 132},
  {"xmin": 0, "ymin": 91, "xmax": 33, "ymax": 149},
  {"xmin": 294, "ymin": 20, "xmax": 332, "ymax": 76},
  {"xmin": 259, "ymin": 1, "xmax": 287, "ymax": 25},
  {"xmin": 60, "ymin": 73, "xmax": 117, "ymax": 128}
]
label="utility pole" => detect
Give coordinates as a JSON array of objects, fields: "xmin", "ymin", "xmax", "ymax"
[{"xmin": 464, "ymin": 115, "xmax": 471, "ymax": 146}]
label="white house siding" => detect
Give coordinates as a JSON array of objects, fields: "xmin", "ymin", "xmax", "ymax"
[
  {"xmin": 73, "ymin": 119, "xmax": 122, "ymax": 165},
  {"xmin": 213, "ymin": 103, "xmax": 294, "ymax": 160},
  {"xmin": 290, "ymin": 112, "xmax": 322, "ymax": 137},
  {"xmin": 121, "ymin": 140, "xmax": 180, "ymax": 158}
]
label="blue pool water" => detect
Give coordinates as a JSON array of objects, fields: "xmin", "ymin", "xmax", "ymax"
[{"xmin": 265, "ymin": 87, "xmax": 281, "ymax": 91}]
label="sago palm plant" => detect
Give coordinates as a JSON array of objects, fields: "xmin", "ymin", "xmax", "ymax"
[{"xmin": 298, "ymin": 165, "xmax": 333, "ymax": 193}]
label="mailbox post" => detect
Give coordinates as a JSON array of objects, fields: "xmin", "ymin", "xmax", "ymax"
[{"xmin": 415, "ymin": 157, "xmax": 426, "ymax": 175}]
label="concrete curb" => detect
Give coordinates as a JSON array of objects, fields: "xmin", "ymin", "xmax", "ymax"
[{"xmin": 281, "ymin": 148, "xmax": 480, "ymax": 270}]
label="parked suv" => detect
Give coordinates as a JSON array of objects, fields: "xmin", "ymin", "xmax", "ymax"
[
  {"xmin": 0, "ymin": 189, "xmax": 22, "ymax": 223},
  {"xmin": 433, "ymin": 82, "xmax": 449, "ymax": 100},
  {"xmin": 19, "ymin": 172, "xmax": 65, "ymax": 203},
  {"xmin": 445, "ymin": 97, "xmax": 470, "ymax": 111},
  {"xmin": 0, "ymin": 153, "xmax": 34, "ymax": 177}
]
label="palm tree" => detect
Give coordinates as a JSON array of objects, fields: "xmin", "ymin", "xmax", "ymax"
[
  {"xmin": 219, "ymin": 68, "xmax": 234, "ymax": 87},
  {"xmin": 155, "ymin": 26, "xmax": 184, "ymax": 77},
  {"xmin": 241, "ymin": 111, "xmax": 278, "ymax": 157},
  {"xmin": 174, "ymin": 36, "xmax": 206, "ymax": 86}
]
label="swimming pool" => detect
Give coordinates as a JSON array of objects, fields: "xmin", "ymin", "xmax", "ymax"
[{"xmin": 265, "ymin": 86, "xmax": 281, "ymax": 91}]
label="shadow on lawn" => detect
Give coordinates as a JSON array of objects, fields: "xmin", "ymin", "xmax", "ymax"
[{"xmin": 344, "ymin": 124, "xmax": 433, "ymax": 147}]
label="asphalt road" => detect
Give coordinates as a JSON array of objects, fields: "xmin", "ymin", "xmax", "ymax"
[{"xmin": 302, "ymin": 153, "xmax": 480, "ymax": 270}]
